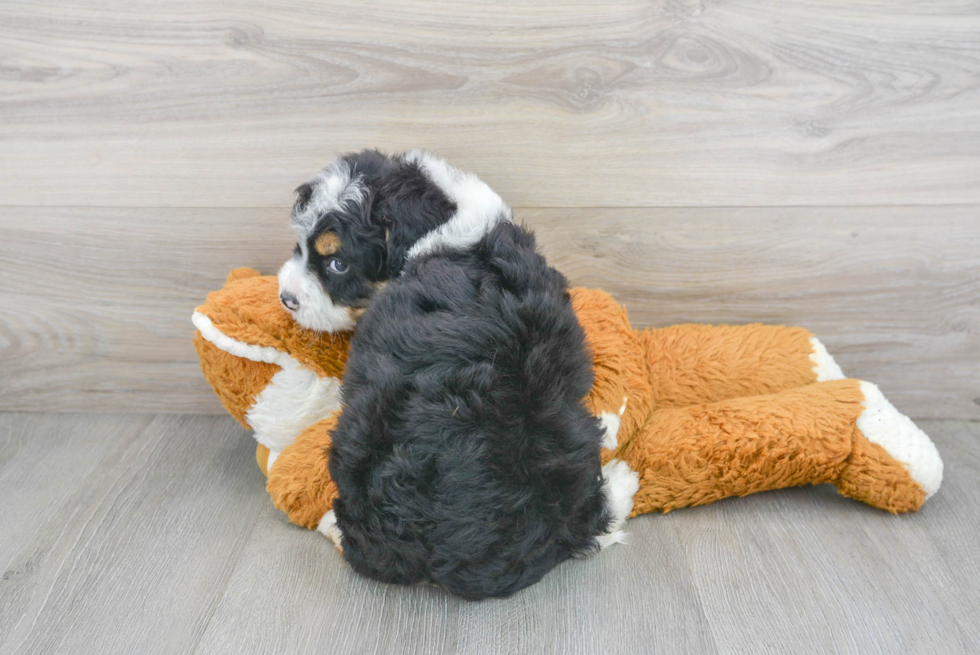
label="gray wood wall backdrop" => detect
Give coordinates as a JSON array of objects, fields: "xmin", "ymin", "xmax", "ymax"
[{"xmin": 0, "ymin": 0, "xmax": 978, "ymax": 418}]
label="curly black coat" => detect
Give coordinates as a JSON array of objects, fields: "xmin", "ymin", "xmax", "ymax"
[{"xmin": 328, "ymin": 220, "xmax": 612, "ymax": 600}]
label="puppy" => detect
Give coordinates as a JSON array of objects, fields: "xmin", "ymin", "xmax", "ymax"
[{"xmin": 279, "ymin": 150, "xmax": 637, "ymax": 600}]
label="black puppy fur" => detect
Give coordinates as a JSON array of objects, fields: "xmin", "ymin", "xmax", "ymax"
[{"xmin": 330, "ymin": 221, "xmax": 611, "ymax": 600}]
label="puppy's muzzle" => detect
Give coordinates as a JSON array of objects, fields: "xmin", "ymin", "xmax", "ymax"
[{"xmin": 280, "ymin": 291, "xmax": 300, "ymax": 311}]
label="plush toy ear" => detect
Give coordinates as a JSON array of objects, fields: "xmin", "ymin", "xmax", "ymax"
[{"xmin": 226, "ymin": 267, "xmax": 261, "ymax": 283}]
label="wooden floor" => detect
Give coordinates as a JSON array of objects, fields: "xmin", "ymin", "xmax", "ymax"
[{"xmin": 0, "ymin": 413, "xmax": 976, "ymax": 655}]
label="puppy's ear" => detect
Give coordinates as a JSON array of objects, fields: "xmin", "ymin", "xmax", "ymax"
[
  {"xmin": 293, "ymin": 182, "xmax": 314, "ymax": 215},
  {"xmin": 381, "ymin": 220, "xmax": 424, "ymax": 278},
  {"xmin": 346, "ymin": 183, "xmax": 376, "ymax": 225}
]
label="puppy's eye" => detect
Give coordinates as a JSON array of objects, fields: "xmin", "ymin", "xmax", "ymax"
[{"xmin": 327, "ymin": 258, "xmax": 349, "ymax": 274}]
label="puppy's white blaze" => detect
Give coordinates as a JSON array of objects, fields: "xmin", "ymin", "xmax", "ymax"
[
  {"xmin": 277, "ymin": 253, "xmax": 305, "ymax": 299},
  {"xmin": 857, "ymin": 381, "xmax": 943, "ymax": 499},
  {"xmin": 277, "ymin": 255, "xmax": 357, "ymax": 333},
  {"xmin": 246, "ymin": 360, "xmax": 343, "ymax": 452},
  {"xmin": 318, "ymin": 510, "xmax": 344, "ymax": 552},
  {"xmin": 403, "ymin": 151, "xmax": 513, "ymax": 261},
  {"xmin": 595, "ymin": 459, "xmax": 639, "ymax": 550},
  {"xmin": 809, "ymin": 336, "xmax": 845, "ymax": 381}
]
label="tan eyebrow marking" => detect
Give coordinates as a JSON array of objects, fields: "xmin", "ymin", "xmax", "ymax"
[{"xmin": 314, "ymin": 232, "xmax": 342, "ymax": 256}]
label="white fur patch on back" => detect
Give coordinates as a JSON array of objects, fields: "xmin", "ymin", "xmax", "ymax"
[
  {"xmin": 595, "ymin": 459, "xmax": 639, "ymax": 550},
  {"xmin": 857, "ymin": 381, "xmax": 943, "ymax": 499},
  {"xmin": 192, "ymin": 311, "xmax": 343, "ymax": 451},
  {"xmin": 809, "ymin": 336, "xmax": 845, "ymax": 381},
  {"xmin": 403, "ymin": 151, "xmax": 513, "ymax": 261}
]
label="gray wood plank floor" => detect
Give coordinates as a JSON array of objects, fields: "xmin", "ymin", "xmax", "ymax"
[{"xmin": 1, "ymin": 413, "xmax": 976, "ymax": 655}]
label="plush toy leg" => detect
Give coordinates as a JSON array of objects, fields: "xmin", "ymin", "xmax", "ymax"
[
  {"xmin": 264, "ymin": 414, "xmax": 340, "ymax": 531},
  {"xmin": 618, "ymin": 379, "xmax": 941, "ymax": 515},
  {"xmin": 637, "ymin": 323, "xmax": 845, "ymax": 408},
  {"xmin": 568, "ymin": 288, "xmax": 847, "ymax": 461},
  {"xmin": 837, "ymin": 381, "xmax": 942, "ymax": 511},
  {"xmin": 569, "ymin": 288, "xmax": 659, "ymax": 460}
]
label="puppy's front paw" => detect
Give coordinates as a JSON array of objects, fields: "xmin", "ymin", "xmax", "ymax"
[{"xmin": 317, "ymin": 510, "xmax": 344, "ymax": 553}]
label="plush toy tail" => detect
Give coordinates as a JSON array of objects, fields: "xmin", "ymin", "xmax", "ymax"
[{"xmin": 619, "ymin": 379, "xmax": 942, "ymax": 515}]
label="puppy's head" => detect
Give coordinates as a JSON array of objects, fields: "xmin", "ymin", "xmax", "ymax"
[{"xmin": 278, "ymin": 158, "xmax": 388, "ymax": 332}]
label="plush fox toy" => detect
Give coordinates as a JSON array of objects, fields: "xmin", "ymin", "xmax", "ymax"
[{"xmin": 193, "ymin": 268, "xmax": 943, "ymax": 539}]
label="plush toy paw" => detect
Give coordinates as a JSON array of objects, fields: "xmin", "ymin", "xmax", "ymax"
[
  {"xmin": 595, "ymin": 459, "xmax": 640, "ymax": 550},
  {"xmin": 266, "ymin": 415, "xmax": 340, "ymax": 529},
  {"xmin": 809, "ymin": 336, "xmax": 846, "ymax": 381},
  {"xmin": 836, "ymin": 382, "xmax": 943, "ymax": 513}
]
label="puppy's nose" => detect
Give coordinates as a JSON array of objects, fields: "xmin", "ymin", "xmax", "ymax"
[{"xmin": 280, "ymin": 291, "xmax": 300, "ymax": 311}]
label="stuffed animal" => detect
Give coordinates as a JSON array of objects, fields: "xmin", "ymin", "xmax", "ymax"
[{"xmin": 193, "ymin": 268, "xmax": 943, "ymax": 540}]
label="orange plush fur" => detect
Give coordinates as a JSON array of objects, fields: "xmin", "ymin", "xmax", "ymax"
[{"xmin": 194, "ymin": 268, "xmax": 934, "ymax": 534}]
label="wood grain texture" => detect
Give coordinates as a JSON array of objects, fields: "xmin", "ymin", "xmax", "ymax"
[
  {"xmin": 1, "ymin": 206, "xmax": 976, "ymax": 418},
  {"xmin": 531, "ymin": 207, "xmax": 980, "ymax": 421},
  {"xmin": 197, "ymin": 500, "xmax": 716, "ymax": 655},
  {"xmin": 0, "ymin": 0, "xmax": 978, "ymax": 207},
  {"xmin": 669, "ymin": 420, "xmax": 980, "ymax": 655},
  {"xmin": 874, "ymin": 421, "xmax": 980, "ymax": 649},
  {"xmin": 0, "ymin": 414, "xmax": 976, "ymax": 654},
  {"xmin": 0, "ymin": 413, "xmax": 265, "ymax": 655}
]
